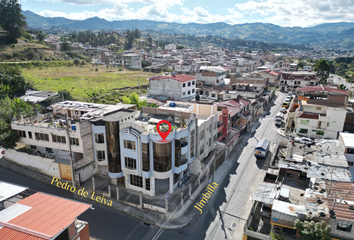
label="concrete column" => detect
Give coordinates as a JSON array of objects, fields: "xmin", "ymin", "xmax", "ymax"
[
  {"xmin": 189, "ymin": 183, "xmax": 192, "ymax": 196},
  {"xmin": 92, "ymin": 177, "xmax": 95, "ymax": 191},
  {"xmin": 139, "ymin": 192, "xmax": 143, "ymax": 209},
  {"xmin": 169, "ymin": 175, "xmax": 174, "ymax": 194},
  {"xmin": 181, "ymin": 192, "xmax": 184, "ymax": 206},
  {"xmin": 108, "ymin": 185, "xmax": 111, "ymax": 198},
  {"xmin": 198, "ymin": 176, "xmax": 201, "ymax": 186},
  {"xmin": 165, "ymin": 199, "xmax": 168, "ymax": 214},
  {"xmin": 20, "ymin": 114, "xmax": 24, "ymax": 123},
  {"xmin": 116, "ymin": 186, "xmax": 120, "ymax": 200}
]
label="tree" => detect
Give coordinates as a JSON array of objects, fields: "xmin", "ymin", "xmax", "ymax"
[
  {"xmin": 314, "ymin": 59, "xmax": 330, "ymax": 84},
  {"xmin": 122, "ymin": 92, "xmax": 147, "ymax": 110},
  {"xmin": 0, "ymin": 0, "xmax": 27, "ymax": 44},
  {"xmin": 37, "ymin": 31, "xmax": 45, "ymax": 42},
  {"xmin": 60, "ymin": 41, "xmax": 75, "ymax": 58},
  {"xmin": 73, "ymin": 59, "xmax": 80, "ymax": 66},
  {"xmin": 294, "ymin": 218, "xmax": 331, "ymax": 240}
]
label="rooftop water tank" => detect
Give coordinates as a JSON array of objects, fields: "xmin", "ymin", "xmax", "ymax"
[{"xmin": 170, "ymin": 102, "xmax": 176, "ymax": 107}]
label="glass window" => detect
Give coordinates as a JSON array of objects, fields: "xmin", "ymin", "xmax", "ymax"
[
  {"xmin": 188, "ymin": 82, "xmax": 191, "ymax": 87},
  {"xmin": 192, "ymin": 81, "xmax": 195, "ymax": 85},
  {"xmin": 130, "ymin": 175, "xmax": 143, "ymax": 188},
  {"xmin": 347, "ymin": 148, "xmax": 354, "ymax": 154},
  {"xmin": 192, "ymin": 89, "xmax": 195, "ymax": 93},
  {"xmin": 190, "ymin": 129, "xmax": 195, "ymax": 158},
  {"xmin": 173, "ymin": 173, "xmax": 180, "ymax": 184},
  {"xmin": 188, "ymin": 90, "xmax": 190, "ymax": 95},
  {"xmin": 70, "ymin": 138, "xmax": 79, "ymax": 146},
  {"xmin": 18, "ymin": 130, "xmax": 26, "ymax": 138},
  {"xmin": 183, "ymin": 92, "xmax": 186, "ymax": 96},
  {"xmin": 35, "ymin": 133, "xmax": 49, "ymax": 141},
  {"xmin": 348, "ymin": 161, "xmax": 354, "ymax": 166},
  {"xmin": 142, "ymin": 143, "xmax": 150, "ymax": 171},
  {"xmin": 97, "ymin": 151, "xmax": 105, "ymax": 161},
  {"xmin": 52, "ymin": 135, "xmax": 66, "ymax": 143},
  {"xmin": 28, "ymin": 132, "xmax": 32, "ymax": 139},
  {"xmin": 95, "ymin": 134, "xmax": 104, "ymax": 143},
  {"xmin": 183, "ymin": 83, "xmax": 186, "ymax": 87},
  {"xmin": 145, "ymin": 178, "xmax": 150, "ymax": 190},
  {"xmin": 316, "ymin": 130, "xmax": 324, "ymax": 135},
  {"xmin": 75, "ymin": 110, "xmax": 79, "ymax": 115},
  {"xmin": 153, "ymin": 142, "xmax": 171, "ymax": 172},
  {"xmin": 175, "ymin": 139, "xmax": 181, "ymax": 167},
  {"xmin": 208, "ymin": 138, "xmax": 211, "ymax": 146},
  {"xmin": 300, "ymin": 120, "xmax": 309, "ymax": 125},
  {"xmin": 200, "ymin": 130, "xmax": 204, "ymax": 141},
  {"xmin": 200, "ymin": 145, "xmax": 204, "ymax": 155},
  {"xmin": 299, "ymin": 128, "xmax": 308, "ymax": 134},
  {"xmin": 124, "ymin": 140, "xmax": 136, "ymax": 150},
  {"xmin": 125, "ymin": 157, "xmax": 136, "ymax": 169},
  {"xmin": 336, "ymin": 221, "xmax": 352, "ymax": 232},
  {"xmin": 209, "ymin": 125, "xmax": 212, "ymax": 133}
]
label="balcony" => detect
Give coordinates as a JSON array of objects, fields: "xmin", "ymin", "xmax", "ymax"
[{"xmin": 181, "ymin": 142, "xmax": 188, "ymax": 155}]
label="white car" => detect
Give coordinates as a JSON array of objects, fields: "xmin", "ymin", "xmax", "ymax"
[
  {"xmin": 280, "ymin": 107, "xmax": 287, "ymax": 113},
  {"xmin": 275, "ymin": 118, "xmax": 282, "ymax": 127},
  {"xmin": 294, "ymin": 137, "xmax": 313, "ymax": 145}
]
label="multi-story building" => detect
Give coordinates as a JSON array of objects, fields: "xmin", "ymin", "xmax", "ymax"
[
  {"xmin": 192, "ymin": 66, "xmax": 227, "ymax": 86},
  {"xmin": 280, "ymin": 71, "xmax": 320, "ymax": 92},
  {"xmin": 174, "ymin": 59, "xmax": 198, "ymax": 75},
  {"xmin": 294, "ymin": 85, "xmax": 349, "ymax": 139},
  {"xmin": 122, "ymin": 53, "xmax": 142, "ymax": 69},
  {"xmin": 338, "ymin": 132, "xmax": 354, "ymax": 172},
  {"xmin": 147, "ymin": 74, "xmax": 197, "ymax": 101}
]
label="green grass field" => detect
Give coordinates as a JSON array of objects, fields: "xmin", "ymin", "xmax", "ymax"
[{"xmin": 23, "ymin": 65, "xmax": 156, "ymax": 101}]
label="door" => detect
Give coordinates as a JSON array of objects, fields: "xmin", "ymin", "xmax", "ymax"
[
  {"xmin": 59, "ymin": 164, "xmax": 72, "ymax": 180},
  {"xmin": 68, "ymin": 110, "xmax": 72, "ymax": 118}
]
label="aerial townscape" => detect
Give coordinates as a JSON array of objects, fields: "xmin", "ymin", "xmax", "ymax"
[{"xmin": 1, "ymin": 0, "xmax": 354, "ymax": 240}]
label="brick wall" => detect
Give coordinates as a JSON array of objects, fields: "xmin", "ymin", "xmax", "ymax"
[
  {"xmin": 76, "ymin": 223, "xmax": 90, "ymax": 240},
  {"xmin": 328, "ymin": 95, "xmax": 346, "ymax": 105}
]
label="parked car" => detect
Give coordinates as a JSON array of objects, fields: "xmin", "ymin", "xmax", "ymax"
[
  {"xmin": 284, "ymin": 99, "xmax": 290, "ymax": 104},
  {"xmin": 276, "ymin": 112, "xmax": 284, "ymax": 120},
  {"xmin": 260, "ymin": 203, "xmax": 272, "ymax": 217},
  {"xmin": 285, "ymin": 96, "xmax": 292, "ymax": 101},
  {"xmin": 275, "ymin": 118, "xmax": 282, "ymax": 127},
  {"xmin": 294, "ymin": 137, "xmax": 313, "ymax": 145},
  {"xmin": 282, "ymin": 102, "xmax": 289, "ymax": 108},
  {"xmin": 280, "ymin": 107, "xmax": 287, "ymax": 113}
]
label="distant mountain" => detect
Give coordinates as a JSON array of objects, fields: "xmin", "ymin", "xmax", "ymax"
[{"xmin": 23, "ymin": 10, "xmax": 354, "ymax": 48}]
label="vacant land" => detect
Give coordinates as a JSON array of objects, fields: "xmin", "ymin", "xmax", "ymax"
[{"xmin": 23, "ymin": 65, "xmax": 156, "ymax": 101}]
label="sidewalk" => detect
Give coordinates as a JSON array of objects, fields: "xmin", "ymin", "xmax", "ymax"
[{"xmin": 0, "ymin": 108, "xmax": 271, "ymax": 230}]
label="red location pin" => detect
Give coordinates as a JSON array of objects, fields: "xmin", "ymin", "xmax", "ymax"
[{"xmin": 156, "ymin": 120, "xmax": 171, "ymax": 141}]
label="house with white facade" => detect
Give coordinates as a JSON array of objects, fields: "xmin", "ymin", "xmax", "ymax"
[
  {"xmin": 192, "ymin": 66, "xmax": 227, "ymax": 86},
  {"xmin": 280, "ymin": 72, "xmax": 320, "ymax": 92},
  {"xmin": 338, "ymin": 132, "xmax": 354, "ymax": 172},
  {"xmin": 147, "ymin": 74, "xmax": 197, "ymax": 101},
  {"xmin": 174, "ymin": 59, "xmax": 198, "ymax": 75},
  {"xmin": 294, "ymin": 85, "xmax": 349, "ymax": 139},
  {"xmin": 122, "ymin": 53, "xmax": 142, "ymax": 69}
]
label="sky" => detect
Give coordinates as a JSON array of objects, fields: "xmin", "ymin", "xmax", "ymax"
[{"xmin": 20, "ymin": 0, "xmax": 354, "ymax": 27}]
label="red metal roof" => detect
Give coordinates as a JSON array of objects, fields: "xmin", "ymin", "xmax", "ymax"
[
  {"xmin": 0, "ymin": 226, "xmax": 45, "ymax": 240},
  {"xmin": 5, "ymin": 192, "xmax": 91, "ymax": 237},
  {"xmin": 298, "ymin": 113, "xmax": 319, "ymax": 119},
  {"xmin": 148, "ymin": 74, "xmax": 196, "ymax": 83},
  {"xmin": 297, "ymin": 85, "xmax": 350, "ymax": 96}
]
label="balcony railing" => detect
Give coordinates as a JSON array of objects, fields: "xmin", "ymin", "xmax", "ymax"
[{"xmin": 181, "ymin": 142, "xmax": 188, "ymax": 148}]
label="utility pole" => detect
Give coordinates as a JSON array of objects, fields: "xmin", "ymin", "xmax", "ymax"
[
  {"xmin": 138, "ymin": 75, "xmax": 140, "ymax": 96},
  {"xmin": 65, "ymin": 113, "xmax": 76, "ymax": 187},
  {"xmin": 329, "ymin": 167, "xmax": 334, "ymax": 195}
]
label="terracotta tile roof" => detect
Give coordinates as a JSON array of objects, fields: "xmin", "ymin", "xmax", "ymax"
[
  {"xmin": 0, "ymin": 226, "xmax": 45, "ymax": 240},
  {"xmin": 298, "ymin": 113, "xmax": 319, "ymax": 119},
  {"xmin": 148, "ymin": 74, "xmax": 196, "ymax": 83},
  {"xmin": 2, "ymin": 192, "xmax": 91, "ymax": 238},
  {"xmin": 297, "ymin": 85, "xmax": 350, "ymax": 96}
]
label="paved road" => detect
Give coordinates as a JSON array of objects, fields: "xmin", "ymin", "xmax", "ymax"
[
  {"xmin": 157, "ymin": 92, "xmax": 287, "ymax": 240},
  {"xmin": 331, "ymin": 74, "xmax": 353, "ymax": 90},
  {"xmin": 0, "ymin": 165, "xmax": 152, "ymax": 240}
]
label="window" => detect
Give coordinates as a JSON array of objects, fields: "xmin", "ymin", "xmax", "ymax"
[
  {"xmin": 125, "ymin": 157, "xmax": 136, "ymax": 169},
  {"xmin": 30, "ymin": 145, "xmax": 36, "ymax": 150},
  {"xmin": 190, "ymin": 129, "xmax": 195, "ymax": 158},
  {"xmin": 327, "ymin": 122, "xmax": 330, "ymax": 127},
  {"xmin": 316, "ymin": 107, "xmax": 322, "ymax": 110},
  {"xmin": 347, "ymin": 148, "xmax": 354, "ymax": 154},
  {"xmin": 299, "ymin": 128, "xmax": 308, "ymax": 134},
  {"xmin": 183, "ymin": 92, "xmax": 186, "ymax": 96},
  {"xmin": 124, "ymin": 140, "xmax": 136, "ymax": 150},
  {"xmin": 52, "ymin": 135, "xmax": 66, "ymax": 143},
  {"xmin": 28, "ymin": 132, "xmax": 32, "ymax": 139},
  {"xmin": 213, "ymin": 134, "xmax": 217, "ymax": 142},
  {"xmin": 142, "ymin": 143, "xmax": 150, "ymax": 171},
  {"xmin": 300, "ymin": 120, "xmax": 309, "ymax": 125},
  {"xmin": 183, "ymin": 83, "xmax": 186, "ymax": 87},
  {"xmin": 192, "ymin": 81, "xmax": 195, "ymax": 85},
  {"xmin": 18, "ymin": 130, "xmax": 26, "ymax": 138},
  {"xmin": 188, "ymin": 82, "xmax": 191, "ymax": 87},
  {"xmin": 35, "ymin": 133, "xmax": 49, "ymax": 141},
  {"xmin": 209, "ymin": 125, "xmax": 212, "ymax": 133},
  {"xmin": 95, "ymin": 134, "xmax": 104, "ymax": 143},
  {"xmin": 192, "ymin": 89, "xmax": 195, "ymax": 93},
  {"xmin": 332, "ymin": 121, "xmax": 337, "ymax": 123},
  {"xmin": 316, "ymin": 130, "xmax": 324, "ymax": 135},
  {"xmin": 208, "ymin": 138, "xmax": 211, "ymax": 146},
  {"xmin": 146, "ymin": 178, "xmax": 150, "ymax": 190},
  {"xmin": 130, "ymin": 175, "xmax": 143, "ymax": 188},
  {"xmin": 188, "ymin": 90, "xmax": 191, "ymax": 95},
  {"xmin": 45, "ymin": 148, "xmax": 52, "ymax": 153},
  {"xmin": 75, "ymin": 110, "xmax": 79, "ymax": 115},
  {"xmin": 173, "ymin": 173, "xmax": 180, "ymax": 184},
  {"xmin": 70, "ymin": 138, "xmax": 79, "ymax": 146},
  {"xmin": 97, "ymin": 151, "xmax": 105, "ymax": 161},
  {"xmin": 274, "ymin": 226, "xmax": 282, "ymax": 234},
  {"xmin": 200, "ymin": 130, "xmax": 204, "ymax": 141},
  {"xmin": 348, "ymin": 161, "xmax": 354, "ymax": 166},
  {"xmin": 200, "ymin": 145, "xmax": 204, "ymax": 155},
  {"xmin": 212, "ymin": 94, "xmax": 216, "ymax": 97},
  {"xmin": 336, "ymin": 221, "xmax": 352, "ymax": 232}
]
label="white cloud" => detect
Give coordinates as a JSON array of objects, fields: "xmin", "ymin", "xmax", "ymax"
[
  {"xmin": 234, "ymin": 0, "xmax": 354, "ymax": 27},
  {"xmin": 37, "ymin": 0, "xmax": 183, "ymax": 6}
]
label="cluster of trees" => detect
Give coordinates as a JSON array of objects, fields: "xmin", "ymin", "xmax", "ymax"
[
  {"xmin": 121, "ymin": 92, "xmax": 156, "ymax": 110},
  {"xmin": 0, "ymin": 66, "xmax": 38, "ymax": 148},
  {"xmin": 63, "ymin": 31, "xmax": 120, "ymax": 47},
  {"xmin": 124, "ymin": 28, "xmax": 141, "ymax": 50},
  {"xmin": 328, "ymin": 57, "xmax": 354, "ymax": 82},
  {"xmin": 0, "ymin": 0, "xmax": 27, "ymax": 44}
]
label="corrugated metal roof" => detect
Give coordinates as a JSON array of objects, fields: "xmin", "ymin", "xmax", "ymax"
[
  {"xmin": 0, "ymin": 181, "xmax": 28, "ymax": 203},
  {"xmin": 0, "ymin": 204, "xmax": 32, "ymax": 223},
  {"xmin": 255, "ymin": 139, "xmax": 270, "ymax": 150},
  {"xmin": 253, "ymin": 182, "xmax": 277, "ymax": 205},
  {"xmin": 2, "ymin": 192, "xmax": 91, "ymax": 237}
]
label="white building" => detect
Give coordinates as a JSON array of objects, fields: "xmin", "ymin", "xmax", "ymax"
[
  {"xmin": 193, "ymin": 66, "xmax": 227, "ymax": 86},
  {"xmin": 338, "ymin": 132, "xmax": 354, "ymax": 172},
  {"xmin": 294, "ymin": 85, "xmax": 349, "ymax": 139},
  {"xmin": 165, "ymin": 44, "xmax": 176, "ymax": 50},
  {"xmin": 122, "ymin": 54, "xmax": 142, "ymax": 69},
  {"xmin": 147, "ymin": 74, "xmax": 197, "ymax": 101},
  {"xmin": 280, "ymin": 72, "xmax": 320, "ymax": 92}
]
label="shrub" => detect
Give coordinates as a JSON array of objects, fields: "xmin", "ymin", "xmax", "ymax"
[{"xmin": 11, "ymin": 43, "xmax": 16, "ymax": 48}]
